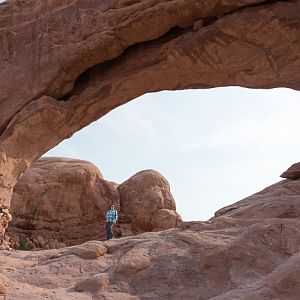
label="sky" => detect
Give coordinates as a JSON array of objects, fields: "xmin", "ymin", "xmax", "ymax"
[
  {"xmin": 45, "ymin": 87, "xmax": 300, "ymax": 221},
  {"xmin": 4, "ymin": 0, "xmax": 299, "ymax": 221}
]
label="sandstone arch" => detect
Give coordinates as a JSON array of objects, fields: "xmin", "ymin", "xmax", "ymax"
[{"xmin": 0, "ymin": 0, "xmax": 300, "ymax": 235}]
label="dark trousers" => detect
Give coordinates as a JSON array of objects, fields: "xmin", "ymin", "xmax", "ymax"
[{"xmin": 106, "ymin": 222, "xmax": 114, "ymax": 240}]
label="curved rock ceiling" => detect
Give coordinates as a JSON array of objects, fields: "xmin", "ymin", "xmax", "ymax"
[{"xmin": 0, "ymin": 0, "xmax": 300, "ymax": 207}]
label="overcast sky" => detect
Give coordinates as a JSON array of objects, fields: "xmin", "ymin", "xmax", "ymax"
[
  {"xmin": 45, "ymin": 87, "xmax": 300, "ymax": 221},
  {"xmin": 2, "ymin": 0, "xmax": 299, "ymax": 220}
]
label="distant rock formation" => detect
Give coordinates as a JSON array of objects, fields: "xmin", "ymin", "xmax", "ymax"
[
  {"xmin": 281, "ymin": 162, "xmax": 300, "ymax": 180},
  {"xmin": 8, "ymin": 158, "xmax": 181, "ymax": 249},
  {"xmin": 1, "ymin": 175, "xmax": 300, "ymax": 299}
]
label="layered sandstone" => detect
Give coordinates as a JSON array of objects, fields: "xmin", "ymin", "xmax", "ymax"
[
  {"xmin": 7, "ymin": 158, "xmax": 181, "ymax": 249},
  {"xmin": 0, "ymin": 177, "xmax": 299, "ymax": 299},
  {"xmin": 1, "ymin": 1, "xmax": 300, "ymax": 236}
]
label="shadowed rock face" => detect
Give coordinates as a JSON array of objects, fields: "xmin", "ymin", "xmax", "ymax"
[
  {"xmin": 0, "ymin": 177, "xmax": 299, "ymax": 299},
  {"xmin": 0, "ymin": 0, "xmax": 300, "ymax": 210}
]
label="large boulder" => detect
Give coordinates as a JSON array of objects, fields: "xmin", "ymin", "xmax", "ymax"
[
  {"xmin": 8, "ymin": 160, "xmax": 182, "ymax": 249},
  {"xmin": 118, "ymin": 170, "xmax": 181, "ymax": 232},
  {"xmin": 8, "ymin": 157, "xmax": 120, "ymax": 248}
]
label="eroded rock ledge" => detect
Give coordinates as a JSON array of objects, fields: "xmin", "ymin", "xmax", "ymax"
[{"xmin": 0, "ymin": 173, "xmax": 300, "ymax": 299}]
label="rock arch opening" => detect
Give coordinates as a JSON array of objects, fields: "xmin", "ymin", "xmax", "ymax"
[
  {"xmin": 45, "ymin": 87, "xmax": 300, "ymax": 221},
  {"xmin": 1, "ymin": 0, "xmax": 300, "ymax": 248},
  {"xmin": 1, "ymin": 1, "xmax": 300, "ymax": 298},
  {"xmin": 5, "ymin": 86, "xmax": 300, "ymax": 251}
]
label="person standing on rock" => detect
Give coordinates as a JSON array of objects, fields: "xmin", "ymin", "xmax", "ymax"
[{"xmin": 105, "ymin": 204, "xmax": 118, "ymax": 240}]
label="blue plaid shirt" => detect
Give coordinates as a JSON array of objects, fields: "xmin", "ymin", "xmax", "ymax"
[{"xmin": 106, "ymin": 209, "xmax": 118, "ymax": 222}]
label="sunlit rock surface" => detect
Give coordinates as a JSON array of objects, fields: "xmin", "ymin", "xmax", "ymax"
[
  {"xmin": 8, "ymin": 158, "xmax": 181, "ymax": 249},
  {"xmin": 7, "ymin": 158, "xmax": 119, "ymax": 248},
  {"xmin": 1, "ymin": 177, "xmax": 300, "ymax": 299}
]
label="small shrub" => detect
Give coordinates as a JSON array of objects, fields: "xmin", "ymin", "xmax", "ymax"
[{"xmin": 19, "ymin": 236, "xmax": 33, "ymax": 251}]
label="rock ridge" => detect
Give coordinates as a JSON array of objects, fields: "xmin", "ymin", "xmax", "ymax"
[{"xmin": 0, "ymin": 175, "xmax": 299, "ymax": 298}]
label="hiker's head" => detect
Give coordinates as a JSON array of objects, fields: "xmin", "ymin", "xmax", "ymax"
[{"xmin": 110, "ymin": 204, "xmax": 115, "ymax": 210}]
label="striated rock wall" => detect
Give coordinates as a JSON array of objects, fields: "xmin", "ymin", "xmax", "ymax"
[{"xmin": 1, "ymin": 1, "xmax": 300, "ymax": 240}]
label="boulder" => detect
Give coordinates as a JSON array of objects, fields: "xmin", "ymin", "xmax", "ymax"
[
  {"xmin": 118, "ymin": 170, "xmax": 177, "ymax": 232},
  {"xmin": 151, "ymin": 209, "xmax": 182, "ymax": 231},
  {"xmin": 8, "ymin": 160, "xmax": 182, "ymax": 249},
  {"xmin": 8, "ymin": 157, "xmax": 120, "ymax": 248}
]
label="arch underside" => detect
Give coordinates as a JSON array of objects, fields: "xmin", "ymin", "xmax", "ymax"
[{"xmin": 0, "ymin": 0, "xmax": 299, "ymax": 216}]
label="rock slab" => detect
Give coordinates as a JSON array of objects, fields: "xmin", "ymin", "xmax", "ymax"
[{"xmin": 1, "ymin": 177, "xmax": 300, "ymax": 299}]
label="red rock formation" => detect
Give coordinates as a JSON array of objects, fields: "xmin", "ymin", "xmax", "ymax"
[
  {"xmin": 151, "ymin": 208, "xmax": 182, "ymax": 231},
  {"xmin": 0, "ymin": 0, "xmax": 299, "ymax": 296},
  {"xmin": 0, "ymin": 207, "xmax": 12, "ymax": 250},
  {"xmin": 1, "ymin": 1, "xmax": 300, "ymax": 238},
  {"xmin": 8, "ymin": 159, "xmax": 181, "ymax": 249},
  {"xmin": 118, "ymin": 170, "xmax": 181, "ymax": 232},
  {"xmin": 281, "ymin": 162, "xmax": 300, "ymax": 180},
  {"xmin": 8, "ymin": 157, "xmax": 120, "ymax": 248},
  {"xmin": 0, "ymin": 177, "xmax": 299, "ymax": 299},
  {"xmin": 0, "ymin": 274, "xmax": 9, "ymax": 295}
]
